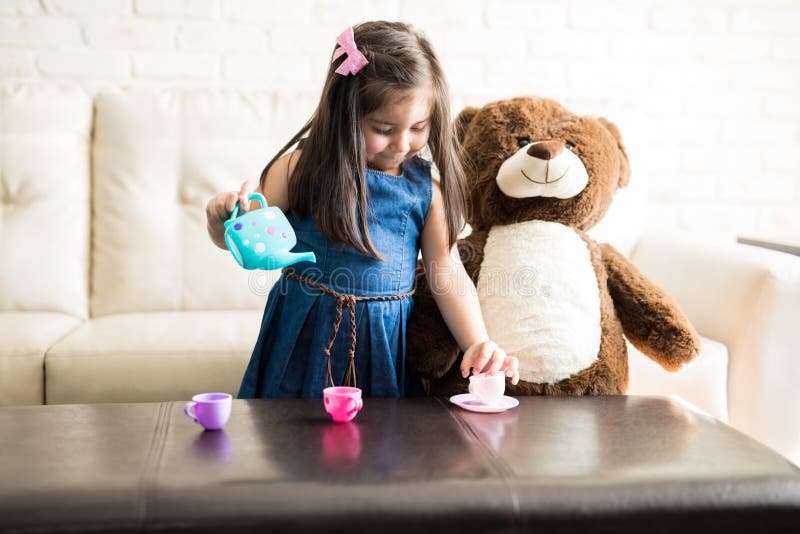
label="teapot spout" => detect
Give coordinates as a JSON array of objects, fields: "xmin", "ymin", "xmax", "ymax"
[{"xmin": 268, "ymin": 249, "xmax": 316, "ymax": 269}]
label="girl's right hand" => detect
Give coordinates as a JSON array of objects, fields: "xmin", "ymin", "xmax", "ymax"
[{"xmin": 206, "ymin": 181, "xmax": 255, "ymax": 249}]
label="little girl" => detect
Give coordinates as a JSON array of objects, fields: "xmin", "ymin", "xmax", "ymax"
[{"xmin": 207, "ymin": 21, "xmax": 519, "ymax": 398}]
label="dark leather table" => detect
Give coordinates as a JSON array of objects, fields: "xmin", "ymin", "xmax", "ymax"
[{"xmin": 1, "ymin": 396, "xmax": 799, "ymax": 533}]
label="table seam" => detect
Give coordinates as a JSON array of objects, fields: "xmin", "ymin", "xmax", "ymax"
[
  {"xmin": 137, "ymin": 401, "xmax": 170, "ymax": 528},
  {"xmin": 435, "ymin": 397, "xmax": 521, "ymax": 523}
]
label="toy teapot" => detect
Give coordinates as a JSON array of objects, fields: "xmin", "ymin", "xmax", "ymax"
[{"xmin": 223, "ymin": 192, "xmax": 316, "ymax": 270}]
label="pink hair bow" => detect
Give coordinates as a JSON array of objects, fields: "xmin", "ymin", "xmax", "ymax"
[{"xmin": 331, "ymin": 27, "xmax": 369, "ymax": 76}]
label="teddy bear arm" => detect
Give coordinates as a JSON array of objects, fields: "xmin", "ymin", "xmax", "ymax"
[
  {"xmin": 600, "ymin": 243, "xmax": 702, "ymax": 371},
  {"xmin": 406, "ymin": 260, "xmax": 462, "ymax": 379}
]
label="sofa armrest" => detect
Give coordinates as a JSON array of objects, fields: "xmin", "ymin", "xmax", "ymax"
[{"xmin": 628, "ymin": 232, "xmax": 800, "ymax": 465}]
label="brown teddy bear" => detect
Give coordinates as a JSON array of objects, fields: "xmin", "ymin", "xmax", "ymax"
[{"xmin": 408, "ymin": 96, "xmax": 701, "ymax": 397}]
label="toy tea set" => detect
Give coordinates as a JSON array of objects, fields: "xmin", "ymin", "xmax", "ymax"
[
  {"xmin": 183, "ymin": 193, "xmax": 514, "ymax": 429},
  {"xmin": 184, "ymin": 193, "xmax": 362, "ymax": 428}
]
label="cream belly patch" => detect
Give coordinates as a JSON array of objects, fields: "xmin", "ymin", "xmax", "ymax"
[{"xmin": 477, "ymin": 220, "xmax": 602, "ymax": 384}]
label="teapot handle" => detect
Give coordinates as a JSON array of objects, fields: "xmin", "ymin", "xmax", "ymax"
[{"xmin": 225, "ymin": 192, "xmax": 268, "ymax": 226}]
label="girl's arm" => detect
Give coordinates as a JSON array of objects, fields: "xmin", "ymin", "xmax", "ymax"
[{"xmin": 420, "ymin": 179, "xmax": 520, "ymax": 384}]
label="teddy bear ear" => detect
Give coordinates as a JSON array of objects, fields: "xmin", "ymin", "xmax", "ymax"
[
  {"xmin": 598, "ymin": 117, "xmax": 630, "ymax": 188},
  {"xmin": 455, "ymin": 106, "xmax": 479, "ymax": 145}
]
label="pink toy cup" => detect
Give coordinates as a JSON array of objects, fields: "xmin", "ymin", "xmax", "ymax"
[
  {"xmin": 184, "ymin": 392, "xmax": 232, "ymax": 430},
  {"xmin": 468, "ymin": 372, "xmax": 506, "ymax": 405},
  {"xmin": 323, "ymin": 386, "xmax": 363, "ymax": 423}
]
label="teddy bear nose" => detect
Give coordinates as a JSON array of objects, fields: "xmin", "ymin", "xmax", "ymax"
[{"xmin": 526, "ymin": 140, "xmax": 564, "ymax": 160}]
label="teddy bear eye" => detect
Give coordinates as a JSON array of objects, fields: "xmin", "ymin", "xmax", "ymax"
[
  {"xmin": 517, "ymin": 137, "xmax": 531, "ymax": 148},
  {"xmin": 565, "ymin": 141, "xmax": 575, "ymax": 151}
]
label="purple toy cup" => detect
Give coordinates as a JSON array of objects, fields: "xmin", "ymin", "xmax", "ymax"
[
  {"xmin": 184, "ymin": 392, "xmax": 232, "ymax": 430},
  {"xmin": 323, "ymin": 386, "xmax": 363, "ymax": 423}
]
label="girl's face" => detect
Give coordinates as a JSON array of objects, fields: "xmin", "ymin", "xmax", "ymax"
[{"xmin": 362, "ymin": 88, "xmax": 433, "ymax": 176}]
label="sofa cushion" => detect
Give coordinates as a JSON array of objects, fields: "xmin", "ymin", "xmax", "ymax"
[
  {"xmin": 0, "ymin": 312, "xmax": 82, "ymax": 406},
  {"xmin": 91, "ymin": 88, "xmax": 282, "ymax": 316},
  {"xmin": 627, "ymin": 335, "xmax": 728, "ymax": 422},
  {"xmin": 0, "ymin": 84, "xmax": 92, "ymax": 319},
  {"xmin": 45, "ymin": 310, "xmax": 262, "ymax": 404}
]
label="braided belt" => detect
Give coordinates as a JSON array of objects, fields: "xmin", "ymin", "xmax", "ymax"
[{"xmin": 284, "ymin": 269, "xmax": 415, "ymax": 389}]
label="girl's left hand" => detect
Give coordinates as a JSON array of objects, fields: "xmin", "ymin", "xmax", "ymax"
[{"xmin": 461, "ymin": 340, "xmax": 520, "ymax": 385}]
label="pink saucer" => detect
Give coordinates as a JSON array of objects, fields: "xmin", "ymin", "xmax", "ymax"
[{"xmin": 449, "ymin": 393, "xmax": 519, "ymax": 413}]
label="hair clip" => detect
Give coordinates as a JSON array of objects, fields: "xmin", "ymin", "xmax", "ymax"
[{"xmin": 331, "ymin": 27, "xmax": 369, "ymax": 76}]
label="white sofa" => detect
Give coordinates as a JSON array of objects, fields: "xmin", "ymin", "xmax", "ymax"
[{"xmin": 1, "ymin": 83, "xmax": 798, "ymax": 465}]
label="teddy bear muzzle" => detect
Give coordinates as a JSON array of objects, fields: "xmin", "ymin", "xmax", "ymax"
[{"xmin": 496, "ymin": 139, "xmax": 589, "ymax": 200}]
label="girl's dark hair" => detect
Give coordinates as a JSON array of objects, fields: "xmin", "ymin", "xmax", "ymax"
[{"xmin": 259, "ymin": 20, "xmax": 468, "ymax": 261}]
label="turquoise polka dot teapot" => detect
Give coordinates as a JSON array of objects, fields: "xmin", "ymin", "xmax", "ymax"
[{"xmin": 223, "ymin": 192, "xmax": 316, "ymax": 270}]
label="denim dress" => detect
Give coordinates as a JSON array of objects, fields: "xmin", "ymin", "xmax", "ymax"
[{"xmin": 237, "ymin": 155, "xmax": 433, "ymax": 398}]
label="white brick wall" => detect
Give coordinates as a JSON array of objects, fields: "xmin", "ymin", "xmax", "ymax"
[{"xmin": 1, "ymin": 0, "xmax": 798, "ymax": 241}]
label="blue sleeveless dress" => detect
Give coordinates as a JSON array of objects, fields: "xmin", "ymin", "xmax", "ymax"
[{"xmin": 237, "ymin": 155, "xmax": 433, "ymax": 399}]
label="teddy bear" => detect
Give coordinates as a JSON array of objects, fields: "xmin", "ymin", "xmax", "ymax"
[{"xmin": 407, "ymin": 96, "xmax": 701, "ymax": 397}]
